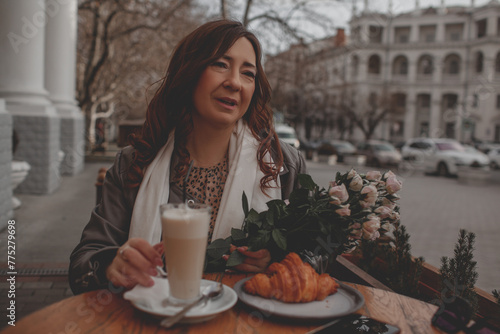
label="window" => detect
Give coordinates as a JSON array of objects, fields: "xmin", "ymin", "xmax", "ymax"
[
  {"xmin": 476, "ymin": 19, "xmax": 487, "ymax": 38},
  {"xmin": 395, "ymin": 27, "xmax": 411, "ymax": 44},
  {"xmin": 351, "ymin": 55, "xmax": 359, "ymax": 78},
  {"xmin": 443, "ymin": 54, "xmax": 461, "ymax": 75},
  {"xmin": 419, "ymin": 94, "xmax": 431, "ymax": 108},
  {"xmin": 445, "ymin": 23, "xmax": 463, "ymax": 41},
  {"xmin": 450, "ymin": 32, "xmax": 461, "ymax": 41},
  {"xmin": 419, "ymin": 122, "xmax": 429, "ymax": 137},
  {"xmin": 418, "ymin": 55, "xmax": 434, "ymax": 75},
  {"xmin": 445, "ymin": 94, "xmax": 458, "ymax": 109},
  {"xmin": 419, "ymin": 25, "xmax": 436, "ymax": 43},
  {"xmin": 475, "ymin": 52, "xmax": 484, "ymax": 73},
  {"xmin": 497, "ymin": 94, "xmax": 500, "ymax": 109},
  {"xmin": 445, "ymin": 122, "xmax": 455, "ymax": 138},
  {"xmin": 368, "ymin": 55, "xmax": 381, "ymax": 74},
  {"xmin": 369, "ymin": 26, "xmax": 383, "ymax": 44},
  {"xmin": 393, "ymin": 55, "xmax": 408, "ymax": 75},
  {"xmin": 473, "ymin": 94, "xmax": 479, "ymax": 108}
]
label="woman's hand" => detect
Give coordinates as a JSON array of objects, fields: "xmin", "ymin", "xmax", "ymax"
[
  {"xmin": 106, "ymin": 238, "xmax": 164, "ymax": 289},
  {"xmin": 226, "ymin": 245, "xmax": 271, "ymax": 273}
]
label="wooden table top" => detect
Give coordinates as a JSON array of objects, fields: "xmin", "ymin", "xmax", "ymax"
[{"xmin": 1, "ymin": 273, "xmax": 444, "ymax": 334}]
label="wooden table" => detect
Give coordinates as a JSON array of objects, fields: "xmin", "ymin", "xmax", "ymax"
[{"xmin": 1, "ymin": 273, "xmax": 444, "ymax": 334}]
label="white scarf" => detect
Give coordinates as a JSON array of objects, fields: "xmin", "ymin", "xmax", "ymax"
[{"xmin": 129, "ymin": 120, "xmax": 281, "ymax": 244}]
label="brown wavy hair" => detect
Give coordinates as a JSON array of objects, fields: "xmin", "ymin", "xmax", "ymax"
[{"xmin": 128, "ymin": 19, "xmax": 283, "ymax": 192}]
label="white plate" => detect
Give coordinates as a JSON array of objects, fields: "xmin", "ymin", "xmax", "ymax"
[
  {"xmin": 234, "ymin": 277, "xmax": 365, "ymax": 320},
  {"xmin": 123, "ymin": 277, "xmax": 237, "ymax": 324}
]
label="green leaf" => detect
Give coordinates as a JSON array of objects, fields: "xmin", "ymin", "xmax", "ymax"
[
  {"xmin": 246, "ymin": 209, "xmax": 261, "ymax": 224},
  {"xmin": 206, "ymin": 238, "xmax": 231, "ymax": 259},
  {"xmin": 248, "ymin": 230, "xmax": 271, "ymax": 251},
  {"xmin": 289, "ymin": 188, "xmax": 309, "ymax": 206},
  {"xmin": 272, "ymin": 229, "xmax": 287, "ymax": 250},
  {"xmin": 231, "ymin": 228, "xmax": 246, "ymax": 242},
  {"xmin": 242, "ymin": 191, "xmax": 249, "ymax": 217},
  {"xmin": 226, "ymin": 251, "xmax": 245, "ymax": 267},
  {"xmin": 298, "ymin": 173, "xmax": 317, "ymax": 191},
  {"xmin": 265, "ymin": 209, "xmax": 275, "ymax": 226}
]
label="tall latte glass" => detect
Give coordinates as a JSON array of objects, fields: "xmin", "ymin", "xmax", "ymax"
[{"xmin": 160, "ymin": 203, "xmax": 211, "ymax": 306}]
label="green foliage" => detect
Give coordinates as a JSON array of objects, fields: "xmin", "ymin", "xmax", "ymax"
[
  {"xmin": 439, "ymin": 229, "xmax": 479, "ymax": 316},
  {"xmin": 359, "ymin": 225, "xmax": 424, "ymax": 299}
]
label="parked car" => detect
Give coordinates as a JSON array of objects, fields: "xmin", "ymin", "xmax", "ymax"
[
  {"xmin": 275, "ymin": 124, "xmax": 300, "ymax": 149},
  {"xmin": 474, "ymin": 141, "xmax": 500, "ymax": 154},
  {"xmin": 356, "ymin": 140, "xmax": 402, "ymax": 167},
  {"xmin": 488, "ymin": 147, "xmax": 500, "ymax": 169},
  {"xmin": 317, "ymin": 139, "xmax": 357, "ymax": 162},
  {"xmin": 401, "ymin": 138, "xmax": 490, "ymax": 176}
]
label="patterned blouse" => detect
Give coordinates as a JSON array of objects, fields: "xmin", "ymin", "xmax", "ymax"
[{"xmin": 172, "ymin": 156, "xmax": 229, "ymax": 243}]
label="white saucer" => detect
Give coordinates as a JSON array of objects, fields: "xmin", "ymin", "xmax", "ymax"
[{"xmin": 123, "ymin": 277, "xmax": 237, "ymax": 324}]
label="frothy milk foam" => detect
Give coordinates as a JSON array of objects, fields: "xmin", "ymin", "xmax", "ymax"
[{"xmin": 161, "ymin": 205, "xmax": 210, "ymax": 302}]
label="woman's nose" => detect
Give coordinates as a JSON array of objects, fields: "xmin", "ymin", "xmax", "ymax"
[{"xmin": 223, "ymin": 71, "xmax": 241, "ymax": 91}]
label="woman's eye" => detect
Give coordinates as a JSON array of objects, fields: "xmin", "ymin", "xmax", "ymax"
[
  {"xmin": 244, "ymin": 71, "xmax": 256, "ymax": 79},
  {"xmin": 212, "ymin": 61, "xmax": 227, "ymax": 69}
]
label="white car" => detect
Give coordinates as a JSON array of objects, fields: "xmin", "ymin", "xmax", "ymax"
[
  {"xmin": 275, "ymin": 124, "xmax": 300, "ymax": 149},
  {"xmin": 401, "ymin": 138, "xmax": 490, "ymax": 176},
  {"xmin": 488, "ymin": 147, "xmax": 500, "ymax": 169}
]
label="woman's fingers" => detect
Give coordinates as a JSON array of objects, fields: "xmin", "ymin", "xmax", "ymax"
[
  {"xmin": 106, "ymin": 238, "xmax": 163, "ymax": 289},
  {"xmin": 107, "ymin": 261, "xmax": 154, "ymax": 288},
  {"xmin": 128, "ymin": 238, "xmax": 163, "ymax": 267},
  {"xmin": 225, "ymin": 246, "xmax": 271, "ymax": 273},
  {"xmin": 119, "ymin": 244, "xmax": 158, "ymax": 276}
]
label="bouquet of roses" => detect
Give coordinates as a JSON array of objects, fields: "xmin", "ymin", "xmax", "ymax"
[{"xmin": 205, "ymin": 169, "xmax": 402, "ymax": 272}]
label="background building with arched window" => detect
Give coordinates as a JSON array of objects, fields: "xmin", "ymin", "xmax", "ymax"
[{"xmin": 266, "ymin": 0, "xmax": 500, "ymax": 145}]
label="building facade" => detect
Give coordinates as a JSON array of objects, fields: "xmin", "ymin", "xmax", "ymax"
[
  {"xmin": 266, "ymin": 0, "xmax": 500, "ymax": 145},
  {"xmin": 0, "ymin": 0, "xmax": 84, "ymax": 228}
]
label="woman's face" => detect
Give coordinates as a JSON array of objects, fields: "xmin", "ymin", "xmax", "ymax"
[{"xmin": 192, "ymin": 37, "xmax": 257, "ymax": 130}]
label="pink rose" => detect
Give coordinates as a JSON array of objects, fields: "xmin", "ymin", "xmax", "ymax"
[
  {"xmin": 366, "ymin": 171, "xmax": 382, "ymax": 181},
  {"xmin": 362, "ymin": 215, "xmax": 381, "ymax": 240},
  {"xmin": 349, "ymin": 174, "xmax": 363, "ymax": 191},
  {"xmin": 335, "ymin": 204, "xmax": 351, "ymax": 216},
  {"xmin": 360, "ymin": 185, "xmax": 378, "ymax": 208},
  {"xmin": 383, "ymin": 170, "xmax": 396, "ymax": 180},
  {"xmin": 374, "ymin": 205, "xmax": 392, "ymax": 219},
  {"xmin": 347, "ymin": 169, "xmax": 357, "ymax": 179},
  {"xmin": 329, "ymin": 183, "xmax": 349, "ymax": 205},
  {"xmin": 382, "ymin": 197, "xmax": 396, "ymax": 209},
  {"xmin": 386, "ymin": 176, "xmax": 402, "ymax": 194}
]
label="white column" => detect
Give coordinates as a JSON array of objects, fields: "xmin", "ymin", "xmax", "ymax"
[
  {"xmin": 0, "ymin": 99, "xmax": 13, "ymax": 227},
  {"xmin": 430, "ymin": 98, "xmax": 443, "ymax": 137},
  {"xmin": 435, "ymin": 22, "xmax": 445, "ymax": 42},
  {"xmin": 0, "ymin": 0, "xmax": 61, "ymax": 194},
  {"xmin": 404, "ymin": 96, "xmax": 417, "ymax": 140},
  {"xmin": 45, "ymin": 0, "xmax": 84, "ymax": 175}
]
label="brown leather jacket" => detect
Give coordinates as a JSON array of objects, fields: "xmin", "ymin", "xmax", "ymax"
[{"xmin": 69, "ymin": 140, "xmax": 306, "ymax": 294}]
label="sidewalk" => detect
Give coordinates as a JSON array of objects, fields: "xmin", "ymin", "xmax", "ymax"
[{"xmin": 1, "ymin": 158, "xmax": 113, "ymax": 328}]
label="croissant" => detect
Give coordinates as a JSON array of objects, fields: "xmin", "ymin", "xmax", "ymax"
[{"xmin": 243, "ymin": 252, "xmax": 339, "ymax": 303}]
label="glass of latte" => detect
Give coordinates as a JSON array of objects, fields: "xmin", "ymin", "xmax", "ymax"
[{"xmin": 160, "ymin": 202, "xmax": 211, "ymax": 306}]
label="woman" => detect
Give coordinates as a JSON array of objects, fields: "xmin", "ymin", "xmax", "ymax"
[{"xmin": 69, "ymin": 19, "xmax": 306, "ymax": 294}]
